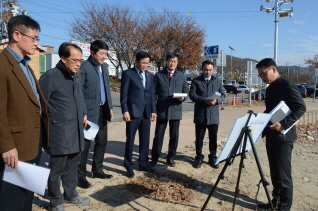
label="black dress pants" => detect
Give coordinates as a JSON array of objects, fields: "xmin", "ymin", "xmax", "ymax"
[
  {"xmin": 48, "ymin": 152, "xmax": 80, "ymax": 207},
  {"xmin": 78, "ymin": 105, "xmax": 108, "ymax": 179},
  {"xmin": 195, "ymin": 123, "xmax": 218, "ymax": 159},
  {"xmin": 266, "ymin": 140, "xmax": 294, "ymax": 211},
  {"xmin": 0, "ymin": 143, "xmax": 42, "ymax": 211},
  {"xmin": 151, "ymin": 119, "xmax": 180, "ymax": 163},
  {"xmin": 124, "ymin": 113, "xmax": 151, "ymax": 170}
]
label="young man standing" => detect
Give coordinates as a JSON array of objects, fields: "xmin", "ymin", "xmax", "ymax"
[
  {"xmin": 189, "ymin": 60, "xmax": 225, "ymax": 169},
  {"xmin": 78, "ymin": 40, "xmax": 114, "ymax": 188}
]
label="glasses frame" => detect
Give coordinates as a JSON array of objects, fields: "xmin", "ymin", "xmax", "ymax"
[
  {"xmin": 258, "ymin": 67, "xmax": 272, "ymax": 78},
  {"xmin": 66, "ymin": 58, "xmax": 84, "ymax": 64},
  {"xmin": 18, "ymin": 31, "xmax": 40, "ymax": 42}
]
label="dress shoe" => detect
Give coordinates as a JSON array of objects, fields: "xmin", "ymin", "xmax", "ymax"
[
  {"xmin": 139, "ymin": 163, "xmax": 155, "ymax": 173},
  {"xmin": 150, "ymin": 161, "xmax": 158, "ymax": 167},
  {"xmin": 257, "ymin": 198, "xmax": 279, "ymax": 209},
  {"xmin": 208, "ymin": 157, "xmax": 219, "ymax": 169},
  {"xmin": 166, "ymin": 158, "xmax": 176, "ymax": 167},
  {"xmin": 91, "ymin": 172, "xmax": 113, "ymax": 179},
  {"xmin": 78, "ymin": 178, "xmax": 91, "ymax": 189},
  {"xmin": 193, "ymin": 157, "xmax": 203, "ymax": 168},
  {"xmin": 126, "ymin": 169, "xmax": 135, "ymax": 178}
]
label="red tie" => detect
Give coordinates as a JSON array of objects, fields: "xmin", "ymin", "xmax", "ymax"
[
  {"xmin": 206, "ymin": 79, "xmax": 210, "ymax": 84},
  {"xmin": 169, "ymin": 71, "xmax": 173, "ymax": 80}
]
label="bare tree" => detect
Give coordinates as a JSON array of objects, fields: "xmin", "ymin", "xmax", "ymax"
[
  {"xmin": 68, "ymin": 2, "xmax": 205, "ymax": 74},
  {"xmin": 305, "ymin": 54, "xmax": 318, "ymax": 68}
]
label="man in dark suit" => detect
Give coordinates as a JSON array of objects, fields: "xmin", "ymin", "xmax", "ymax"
[
  {"xmin": 0, "ymin": 15, "xmax": 49, "ymax": 211},
  {"xmin": 151, "ymin": 52, "xmax": 189, "ymax": 167},
  {"xmin": 256, "ymin": 58, "xmax": 306, "ymax": 211},
  {"xmin": 189, "ymin": 60, "xmax": 225, "ymax": 169},
  {"xmin": 120, "ymin": 51, "xmax": 157, "ymax": 178},
  {"xmin": 40, "ymin": 43, "xmax": 90, "ymax": 211},
  {"xmin": 78, "ymin": 40, "xmax": 114, "ymax": 189}
]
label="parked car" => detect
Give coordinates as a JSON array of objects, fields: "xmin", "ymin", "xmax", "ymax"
[
  {"xmin": 297, "ymin": 84, "xmax": 307, "ymax": 98},
  {"xmin": 238, "ymin": 85, "xmax": 255, "ymax": 94},
  {"xmin": 223, "ymin": 85, "xmax": 241, "ymax": 94},
  {"xmin": 306, "ymin": 87, "xmax": 318, "ymax": 98},
  {"xmin": 251, "ymin": 89, "xmax": 266, "ymax": 100}
]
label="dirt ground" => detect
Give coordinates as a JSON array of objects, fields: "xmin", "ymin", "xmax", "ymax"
[{"xmin": 31, "ymin": 120, "xmax": 318, "ymax": 211}]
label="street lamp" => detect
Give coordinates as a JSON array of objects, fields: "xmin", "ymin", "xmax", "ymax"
[
  {"xmin": 229, "ymin": 46, "xmax": 235, "ymax": 72},
  {"xmin": 260, "ymin": 0, "xmax": 294, "ymax": 64}
]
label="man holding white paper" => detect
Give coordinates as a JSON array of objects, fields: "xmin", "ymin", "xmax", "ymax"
[
  {"xmin": 151, "ymin": 52, "xmax": 189, "ymax": 167},
  {"xmin": 256, "ymin": 58, "xmax": 306, "ymax": 211},
  {"xmin": 189, "ymin": 60, "xmax": 225, "ymax": 169}
]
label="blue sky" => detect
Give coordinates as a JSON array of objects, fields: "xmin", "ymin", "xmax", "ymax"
[{"xmin": 19, "ymin": 0, "xmax": 318, "ymax": 67}]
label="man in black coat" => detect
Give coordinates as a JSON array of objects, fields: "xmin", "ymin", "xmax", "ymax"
[
  {"xmin": 40, "ymin": 43, "xmax": 90, "ymax": 211},
  {"xmin": 256, "ymin": 58, "xmax": 306, "ymax": 211},
  {"xmin": 189, "ymin": 60, "xmax": 225, "ymax": 169},
  {"xmin": 120, "ymin": 51, "xmax": 157, "ymax": 178},
  {"xmin": 151, "ymin": 52, "xmax": 189, "ymax": 167},
  {"xmin": 77, "ymin": 40, "xmax": 114, "ymax": 189}
]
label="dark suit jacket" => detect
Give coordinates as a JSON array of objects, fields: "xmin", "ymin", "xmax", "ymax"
[
  {"xmin": 39, "ymin": 61, "xmax": 85, "ymax": 155},
  {"xmin": 0, "ymin": 48, "xmax": 49, "ymax": 162},
  {"xmin": 264, "ymin": 76, "xmax": 306, "ymax": 142},
  {"xmin": 189, "ymin": 74, "xmax": 225, "ymax": 125},
  {"xmin": 154, "ymin": 68, "xmax": 189, "ymax": 120},
  {"xmin": 120, "ymin": 67, "xmax": 156, "ymax": 118},
  {"xmin": 79, "ymin": 56, "xmax": 113, "ymax": 123}
]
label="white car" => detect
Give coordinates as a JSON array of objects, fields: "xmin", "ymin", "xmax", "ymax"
[{"xmin": 238, "ymin": 85, "xmax": 255, "ymax": 94}]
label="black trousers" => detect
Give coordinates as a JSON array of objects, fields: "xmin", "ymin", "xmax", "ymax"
[
  {"xmin": 151, "ymin": 119, "xmax": 180, "ymax": 163},
  {"xmin": 266, "ymin": 140, "xmax": 293, "ymax": 211},
  {"xmin": 124, "ymin": 113, "xmax": 151, "ymax": 170},
  {"xmin": 78, "ymin": 106, "xmax": 108, "ymax": 179},
  {"xmin": 195, "ymin": 123, "xmax": 218, "ymax": 159},
  {"xmin": 48, "ymin": 152, "xmax": 80, "ymax": 207},
  {"xmin": 0, "ymin": 143, "xmax": 42, "ymax": 211}
]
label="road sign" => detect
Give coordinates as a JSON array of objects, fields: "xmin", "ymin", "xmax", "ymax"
[
  {"xmin": 279, "ymin": 12, "xmax": 289, "ymax": 17},
  {"xmin": 216, "ymin": 51, "xmax": 226, "ymax": 67},
  {"xmin": 204, "ymin": 45, "xmax": 219, "ymax": 59}
]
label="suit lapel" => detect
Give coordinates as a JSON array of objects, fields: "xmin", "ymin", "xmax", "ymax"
[
  {"xmin": 4, "ymin": 49, "xmax": 40, "ymax": 107},
  {"xmin": 133, "ymin": 67, "xmax": 144, "ymax": 88},
  {"xmin": 200, "ymin": 75, "xmax": 208, "ymax": 93}
]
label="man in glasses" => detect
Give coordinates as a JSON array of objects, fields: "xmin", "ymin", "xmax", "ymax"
[
  {"xmin": 77, "ymin": 40, "xmax": 114, "ymax": 189},
  {"xmin": 0, "ymin": 15, "xmax": 49, "ymax": 211},
  {"xmin": 256, "ymin": 58, "xmax": 306, "ymax": 211},
  {"xmin": 39, "ymin": 43, "xmax": 90, "ymax": 211}
]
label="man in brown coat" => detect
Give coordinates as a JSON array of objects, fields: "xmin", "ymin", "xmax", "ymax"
[{"xmin": 0, "ymin": 15, "xmax": 49, "ymax": 211}]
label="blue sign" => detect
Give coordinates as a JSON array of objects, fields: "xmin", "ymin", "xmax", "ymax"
[{"xmin": 204, "ymin": 45, "xmax": 219, "ymax": 56}]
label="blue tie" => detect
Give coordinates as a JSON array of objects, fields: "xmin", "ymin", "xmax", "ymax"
[
  {"xmin": 139, "ymin": 71, "xmax": 145, "ymax": 89},
  {"xmin": 98, "ymin": 66, "xmax": 106, "ymax": 104}
]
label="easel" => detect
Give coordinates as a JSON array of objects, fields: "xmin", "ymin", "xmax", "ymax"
[{"xmin": 201, "ymin": 110, "xmax": 274, "ymax": 211}]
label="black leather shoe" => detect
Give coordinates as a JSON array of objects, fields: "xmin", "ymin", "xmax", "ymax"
[
  {"xmin": 194, "ymin": 158, "xmax": 203, "ymax": 168},
  {"xmin": 78, "ymin": 178, "xmax": 91, "ymax": 189},
  {"xmin": 166, "ymin": 158, "xmax": 176, "ymax": 167},
  {"xmin": 127, "ymin": 169, "xmax": 135, "ymax": 178},
  {"xmin": 257, "ymin": 198, "xmax": 279, "ymax": 209},
  {"xmin": 139, "ymin": 163, "xmax": 155, "ymax": 173},
  {"xmin": 208, "ymin": 157, "xmax": 219, "ymax": 169},
  {"xmin": 91, "ymin": 172, "xmax": 113, "ymax": 179},
  {"xmin": 150, "ymin": 161, "xmax": 158, "ymax": 167}
]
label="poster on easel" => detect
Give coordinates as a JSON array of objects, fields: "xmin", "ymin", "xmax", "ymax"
[{"xmin": 216, "ymin": 113, "xmax": 272, "ymax": 164}]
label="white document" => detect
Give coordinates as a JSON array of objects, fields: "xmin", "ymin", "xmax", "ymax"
[
  {"xmin": 3, "ymin": 161, "xmax": 50, "ymax": 196},
  {"xmin": 172, "ymin": 93, "xmax": 187, "ymax": 98},
  {"xmin": 269, "ymin": 101, "xmax": 298, "ymax": 134},
  {"xmin": 84, "ymin": 120, "xmax": 99, "ymax": 140},
  {"xmin": 208, "ymin": 92, "xmax": 221, "ymax": 100}
]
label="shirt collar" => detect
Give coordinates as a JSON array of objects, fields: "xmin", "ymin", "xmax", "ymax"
[
  {"xmin": 135, "ymin": 66, "xmax": 143, "ymax": 74},
  {"xmin": 205, "ymin": 76, "xmax": 211, "ymax": 81},
  {"xmin": 6, "ymin": 46, "xmax": 31, "ymax": 66}
]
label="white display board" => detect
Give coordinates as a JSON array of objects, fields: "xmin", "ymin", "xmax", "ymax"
[{"xmin": 216, "ymin": 113, "xmax": 272, "ymax": 164}]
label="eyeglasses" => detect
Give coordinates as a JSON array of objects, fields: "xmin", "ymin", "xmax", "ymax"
[
  {"xmin": 258, "ymin": 67, "xmax": 272, "ymax": 78},
  {"xmin": 18, "ymin": 31, "xmax": 40, "ymax": 42},
  {"xmin": 66, "ymin": 58, "xmax": 84, "ymax": 64}
]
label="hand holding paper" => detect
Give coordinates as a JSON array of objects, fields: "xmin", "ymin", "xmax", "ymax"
[{"xmin": 208, "ymin": 92, "xmax": 221, "ymax": 100}]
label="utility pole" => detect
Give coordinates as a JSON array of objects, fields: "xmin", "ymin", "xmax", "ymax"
[{"xmin": 260, "ymin": 0, "xmax": 294, "ymax": 64}]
